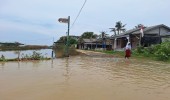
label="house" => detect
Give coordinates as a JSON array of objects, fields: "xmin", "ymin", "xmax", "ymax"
[
  {"xmin": 112, "ymin": 24, "xmax": 170, "ymax": 50},
  {"xmin": 77, "ymin": 38, "xmax": 112, "ymax": 50},
  {"xmin": 77, "ymin": 39, "xmax": 97, "ymax": 49},
  {"xmin": 161, "ymin": 32, "xmax": 170, "ymax": 42}
]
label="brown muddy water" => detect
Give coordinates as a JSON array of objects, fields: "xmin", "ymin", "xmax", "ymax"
[{"xmin": 0, "ymin": 55, "xmax": 170, "ymax": 100}]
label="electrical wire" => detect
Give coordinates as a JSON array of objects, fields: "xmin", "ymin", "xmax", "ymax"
[{"xmin": 71, "ymin": 0, "xmax": 87, "ymax": 29}]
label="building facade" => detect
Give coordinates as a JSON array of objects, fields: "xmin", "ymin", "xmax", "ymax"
[{"xmin": 111, "ymin": 24, "xmax": 170, "ymax": 50}]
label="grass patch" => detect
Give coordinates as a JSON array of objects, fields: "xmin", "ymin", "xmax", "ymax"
[{"xmin": 89, "ymin": 50, "xmax": 125, "ymax": 57}]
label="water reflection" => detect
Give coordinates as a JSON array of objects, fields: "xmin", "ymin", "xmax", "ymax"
[
  {"xmin": 0, "ymin": 62, "xmax": 5, "ymax": 66},
  {"xmin": 62, "ymin": 57, "xmax": 71, "ymax": 89},
  {"xmin": 64, "ymin": 57, "xmax": 70, "ymax": 79},
  {"xmin": 17, "ymin": 61, "xmax": 20, "ymax": 69},
  {"xmin": 51, "ymin": 58, "xmax": 54, "ymax": 68},
  {"xmin": 0, "ymin": 62, "xmax": 5, "ymax": 71}
]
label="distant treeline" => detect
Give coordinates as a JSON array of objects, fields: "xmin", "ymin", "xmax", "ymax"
[
  {"xmin": 0, "ymin": 42, "xmax": 50, "ymax": 51},
  {"xmin": 0, "ymin": 42, "xmax": 24, "ymax": 47}
]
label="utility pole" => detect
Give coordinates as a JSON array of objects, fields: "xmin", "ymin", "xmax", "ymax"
[
  {"xmin": 66, "ymin": 16, "xmax": 70, "ymax": 57},
  {"xmin": 58, "ymin": 16, "xmax": 70, "ymax": 57}
]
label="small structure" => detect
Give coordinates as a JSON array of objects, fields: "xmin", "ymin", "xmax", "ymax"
[
  {"xmin": 111, "ymin": 24, "xmax": 170, "ymax": 50},
  {"xmin": 77, "ymin": 38, "xmax": 97, "ymax": 50},
  {"xmin": 77, "ymin": 38, "xmax": 112, "ymax": 50}
]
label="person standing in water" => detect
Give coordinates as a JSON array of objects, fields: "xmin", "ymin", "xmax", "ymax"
[{"xmin": 125, "ymin": 42, "xmax": 131, "ymax": 59}]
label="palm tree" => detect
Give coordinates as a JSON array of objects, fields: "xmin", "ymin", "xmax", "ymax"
[
  {"xmin": 115, "ymin": 21, "xmax": 126, "ymax": 35},
  {"xmin": 110, "ymin": 21, "xmax": 126, "ymax": 35},
  {"xmin": 109, "ymin": 28, "xmax": 116, "ymax": 36},
  {"xmin": 101, "ymin": 30, "xmax": 107, "ymax": 37},
  {"xmin": 100, "ymin": 31, "xmax": 109, "ymax": 51}
]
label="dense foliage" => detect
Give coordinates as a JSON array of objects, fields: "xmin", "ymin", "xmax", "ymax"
[
  {"xmin": 80, "ymin": 32, "xmax": 98, "ymax": 39},
  {"xmin": 0, "ymin": 45, "xmax": 49, "ymax": 51},
  {"xmin": 56, "ymin": 36, "xmax": 78, "ymax": 46},
  {"xmin": 110, "ymin": 21, "xmax": 126, "ymax": 35},
  {"xmin": 134, "ymin": 41, "xmax": 170, "ymax": 61},
  {"xmin": 0, "ymin": 42, "xmax": 23, "ymax": 47}
]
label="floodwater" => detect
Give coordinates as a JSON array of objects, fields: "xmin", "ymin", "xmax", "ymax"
[
  {"xmin": 0, "ymin": 55, "xmax": 170, "ymax": 100},
  {"xmin": 0, "ymin": 49, "xmax": 52, "ymax": 59}
]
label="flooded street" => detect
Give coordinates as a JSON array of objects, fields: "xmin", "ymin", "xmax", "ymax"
[{"xmin": 0, "ymin": 55, "xmax": 170, "ymax": 100}]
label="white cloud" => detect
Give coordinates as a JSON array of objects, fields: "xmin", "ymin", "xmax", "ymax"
[{"xmin": 0, "ymin": 0, "xmax": 170, "ymax": 44}]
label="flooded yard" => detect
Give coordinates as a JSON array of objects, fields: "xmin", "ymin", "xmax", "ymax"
[{"xmin": 0, "ymin": 54, "xmax": 170, "ymax": 100}]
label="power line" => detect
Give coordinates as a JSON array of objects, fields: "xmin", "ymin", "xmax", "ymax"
[{"xmin": 71, "ymin": 0, "xmax": 87, "ymax": 28}]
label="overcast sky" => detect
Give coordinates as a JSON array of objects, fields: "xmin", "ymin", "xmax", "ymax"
[{"xmin": 0, "ymin": 0, "xmax": 170, "ymax": 45}]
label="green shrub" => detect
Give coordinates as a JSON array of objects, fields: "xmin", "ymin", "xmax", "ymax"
[
  {"xmin": 21, "ymin": 51, "xmax": 46, "ymax": 60},
  {"xmin": 31, "ymin": 51, "xmax": 43, "ymax": 60},
  {"xmin": 0, "ymin": 55, "xmax": 6, "ymax": 61},
  {"xmin": 136, "ymin": 46, "xmax": 144, "ymax": 53},
  {"xmin": 154, "ymin": 41, "xmax": 170, "ymax": 61},
  {"xmin": 134, "ymin": 41, "xmax": 170, "ymax": 61}
]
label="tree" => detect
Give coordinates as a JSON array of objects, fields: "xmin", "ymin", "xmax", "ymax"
[
  {"xmin": 57, "ymin": 36, "xmax": 67, "ymax": 43},
  {"xmin": 56, "ymin": 36, "xmax": 78, "ymax": 46},
  {"xmin": 115, "ymin": 21, "xmax": 126, "ymax": 35},
  {"xmin": 109, "ymin": 28, "xmax": 116, "ymax": 36},
  {"xmin": 99, "ymin": 31, "xmax": 109, "ymax": 51},
  {"xmin": 69, "ymin": 38, "xmax": 78, "ymax": 45},
  {"xmin": 98, "ymin": 31, "xmax": 109, "ymax": 39},
  {"xmin": 0, "ymin": 42, "xmax": 24, "ymax": 47},
  {"xmin": 81, "ymin": 32, "xmax": 98, "ymax": 39},
  {"xmin": 110, "ymin": 21, "xmax": 126, "ymax": 35}
]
